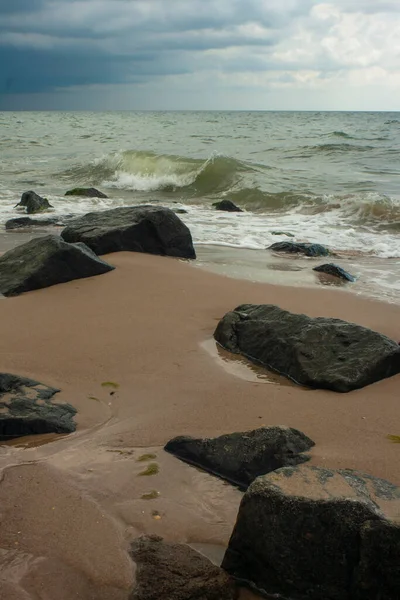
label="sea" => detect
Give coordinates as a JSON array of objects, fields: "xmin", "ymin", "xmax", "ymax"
[{"xmin": 1, "ymin": 110, "xmax": 399, "ymax": 302}]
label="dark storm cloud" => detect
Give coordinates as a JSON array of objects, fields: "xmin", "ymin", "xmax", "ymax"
[{"xmin": 0, "ymin": 0, "xmax": 399, "ymax": 109}]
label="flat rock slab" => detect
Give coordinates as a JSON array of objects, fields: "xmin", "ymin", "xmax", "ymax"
[
  {"xmin": 314, "ymin": 263, "xmax": 356, "ymax": 282},
  {"xmin": 65, "ymin": 187, "xmax": 108, "ymax": 198},
  {"xmin": 0, "ymin": 373, "xmax": 76, "ymax": 440},
  {"xmin": 222, "ymin": 465, "xmax": 400, "ymax": 600},
  {"xmin": 0, "ymin": 235, "xmax": 114, "ymax": 296},
  {"xmin": 15, "ymin": 190, "xmax": 53, "ymax": 214},
  {"xmin": 165, "ymin": 426, "xmax": 314, "ymax": 489},
  {"xmin": 268, "ymin": 242, "xmax": 330, "ymax": 257},
  {"xmin": 6, "ymin": 216, "xmax": 62, "ymax": 229},
  {"xmin": 214, "ymin": 304, "xmax": 400, "ymax": 392},
  {"xmin": 129, "ymin": 535, "xmax": 236, "ymax": 600},
  {"xmin": 61, "ymin": 205, "xmax": 196, "ymax": 258}
]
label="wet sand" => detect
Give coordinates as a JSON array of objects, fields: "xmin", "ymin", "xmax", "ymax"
[{"xmin": 0, "ymin": 252, "xmax": 399, "ymax": 599}]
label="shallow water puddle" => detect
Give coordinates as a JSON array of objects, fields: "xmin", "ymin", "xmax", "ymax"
[{"xmin": 201, "ymin": 338, "xmax": 292, "ymax": 386}]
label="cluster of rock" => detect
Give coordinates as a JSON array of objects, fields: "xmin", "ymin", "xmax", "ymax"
[
  {"xmin": 1, "ymin": 204, "xmax": 196, "ymax": 296},
  {"xmin": 131, "ymin": 426, "xmax": 400, "ymax": 600}
]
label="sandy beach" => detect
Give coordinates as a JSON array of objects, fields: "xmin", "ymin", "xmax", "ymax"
[{"xmin": 0, "ymin": 251, "xmax": 399, "ymax": 599}]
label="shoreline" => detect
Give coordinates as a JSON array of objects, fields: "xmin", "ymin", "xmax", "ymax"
[
  {"xmin": 0, "ymin": 251, "xmax": 399, "ymax": 598},
  {"xmin": 1, "ymin": 227, "xmax": 400, "ymax": 305}
]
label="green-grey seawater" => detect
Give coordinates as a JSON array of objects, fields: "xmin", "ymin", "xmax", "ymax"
[{"xmin": 0, "ymin": 111, "xmax": 399, "ymax": 300}]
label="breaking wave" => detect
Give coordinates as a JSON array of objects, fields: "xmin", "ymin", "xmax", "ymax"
[{"xmin": 59, "ymin": 149, "xmax": 400, "ymax": 229}]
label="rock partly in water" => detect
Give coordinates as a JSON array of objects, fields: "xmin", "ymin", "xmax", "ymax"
[
  {"xmin": 268, "ymin": 241, "xmax": 330, "ymax": 257},
  {"xmin": 173, "ymin": 208, "xmax": 188, "ymax": 214},
  {"xmin": 61, "ymin": 205, "xmax": 196, "ymax": 258},
  {"xmin": 0, "ymin": 373, "xmax": 76, "ymax": 440},
  {"xmin": 212, "ymin": 200, "xmax": 243, "ymax": 212},
  {"xmin": 65, "ymin": 187, "xmax": 108, "ymax": 198},
  {"xmin": 165, "ymin": 426, "xmax": 314, "ymax": 489},
  {"xmin": 214, "ymin": 304, "xmax": 400, "ymax": 392},
  {"xmin": 222, "ymin": 465, "xmax": 400, "ymax": 600},
  {"xmin": 6, "ymin": 216, "xmax": 62, "ymax": 230},
  {"xmin": 0, "ymin": 235, "xmax": 114, "ymax": 296},
  {"xmin": 313, "ymin": 263, "xmax": 356, "ymax": 282},
  {"xmin": 129, "ymin": 535, "xmax": 237, "ymax": 600},
  {"xmin": 271, "ymin": 231, "xmax": 295, "ymax": 238},
  {"xmin": 15, "ymin": 191, "xmax": 53, "ymax": 214}
]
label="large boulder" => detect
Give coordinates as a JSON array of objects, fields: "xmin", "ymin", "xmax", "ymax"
[
  {"xmin": 65, "ymin": 187, "xmax": 108, "ymax": 198},
  {"xmin": 0, "ymin": 373, "xmax": 76, "ymax": 440},
  {"xmin": 268, "ymin": 241, "xmax": 329, "ymax": 257},
  {"xmin": 222, "ymin": 465, "xmax": 400, "ymax": 600},
  {"xmin": 165, "ymin": 426, "xmax": 314, "ymax": 489},
  {"xmin": 0, "ymin": 235, "xmax": 114, "ymax": 296},
  {"xmin": 129, "ymin": 535, "xmax": 236, "ymax": 600},
  {"xmin": 212, "ymin": 200, "xmax": 243, "ymax": 212},
  {"xmin": 61, "ymin": 206, "xmax": 196, "ymax": 258},
  {"xmin": 214, "ymin": 304, "xmax": 400, "ymax": 392},
  {"xmin": 15, "ymin": 191, "xmax": 53, "ymax": 214}
]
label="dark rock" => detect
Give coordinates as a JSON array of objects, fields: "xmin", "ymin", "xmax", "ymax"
[
  {"xmin": 165, "ymin": 426, "xmax": 314, "ymax": 489},
  {"xmin": 313, "ymin": 263, "xmax": 356, "ymax": 282},
  {"xmin": 129, "ymin": 535, "xmax": 237, "ymax": 600},
  {"xmin": 214, "ymin": 304, "xmax": 400, "ymax": 392},
  {"xmin": 0, "ymin": 235, "xmax": 114, "ymax": 296},
  {"xmin": 65, "ymin": 187, "xmax": 108, "ymax": 198},
  {"xmin": 6, "ymin": 216, "xmax": 62, "ymax": 230},
  {"xmin": 61, "ymin": 206, "xmax": 196, "ymax": 259},
  {"xmin": 15, "ymin": 191, "xmax": 53, "ymax": 214},
  {"xmin": 268, "ymin": 241, "xmax": 329, "ymax": 257},
  {"xmin": 0, "ymin": 373, "xmax": 76, "ymax": 440},
  {"xmin": 222, "ymin": 465, "xmax": 400, "ymax": 600},
  {"xmin": 212, "ymin": 200, "xmax": 243, "ymax": 212},
  {"xmin": 271, "ymin": 231, "xmax": 295, "ymax": 237},
  {"xmin": 173, "ymin": 208, "xmax": 188, "ymax": 214}
]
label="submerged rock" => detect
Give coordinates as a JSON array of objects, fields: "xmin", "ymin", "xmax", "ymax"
[
  {"xmin": 65, "ymin": 187, "xmax": 108, "ymax": 198},
  {"xmin": 313, "ymin": 263, "xmax": 356, "ymax": 282},
  {"xmin": 129, "ymin": 535, "xmax": 236, "ymax": 600},
  {"xmin": 268, "ymin": 241, "xmax": 329, "ymax": 257},
  {"xmin": 0, "ymin": 235, "xmax": 114, "ymax": 296},
  {"xmin": 0, "ymin": 373, "xmax": 76, "ymax": 440},
  {"xmin": 61, "ymin": 205, "xmax": 196, "ymax": 258},
  {"xmin": 165, "ymin": 426, "xmax": 314, "ymax": 489},
  {"xmin": 212, "ymin": 200, "xmax": 243, "ymax": 212},
  {"xmin": 15, "ymin": 191, "xmax": 53, "ymax": 214},
  {"xmin": 214, "ymin": 304, "xmax": 400, "ymax": 392},
  {"xmin": 222, "ymin": 465, "xmax": 400, "ymax": 600},
  {"xmin": 6, "ymin": 216, "xmax": 62, "ymax": 229},
  {"xmin": 271, "ymin": 231, "xmax": 295, "ymax": 237}
]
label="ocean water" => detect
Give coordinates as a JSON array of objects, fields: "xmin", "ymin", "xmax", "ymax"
[{"xmin": 1, "ymin": 111, "xmax": 399, "ymax": 300}]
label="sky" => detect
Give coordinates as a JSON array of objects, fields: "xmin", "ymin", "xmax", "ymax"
[{"xmin": 0, "ymin": 0, "xmax": 400, "ymax": 111}]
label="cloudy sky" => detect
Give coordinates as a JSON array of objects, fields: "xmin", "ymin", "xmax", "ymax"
[{"xmin": 0, "ymin": 0, "xmax": 399, "ymax": 111}]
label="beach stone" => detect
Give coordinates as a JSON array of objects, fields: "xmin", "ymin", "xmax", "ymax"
[
  {"xmin": 271, "ymin": 231, "xmax": 295, "ymax": 237},
  {"xmin": 0, "ymin": 235, "xmax": 114, "ymax": 296},
  {"xmin": 15, "ymin": 190, "xmax": 53, "ymax": 214},
  {"xmin": 0, "ymin": 373, "xmax": 76, "ymax": 440},
  {"xmin": 164, "ymin": 426, "xmax": 314, "ymax": 489},
  {"xmin": 268, "ymin": 241, "xmax": 329, "ymax": 257},
  {"xmin": 5, "ymin": 216, "xmax": 62, "ymax": 229},
  {"xmin": 61, "ymin": 205, "xmax": 196, "ymax": 258},
  {"xmin": 222, "ymin": 465, "xmax": 400, "ymax": 600},
  {"xmin": 129, "ymin": 535, "xmax": 236, "ymax": 600},
  {"xmin": 65, "ymin": 187, "xmax": 108, "ymax": 198},
  {"xmin": 214, "ymin": 304, "xmax": 400, "ymax": 392},
  {"xmin": 313, "ymin": 263, "xmax": 356, "ymax": 282},
  {"xmin": 212, "ymin": 200, "xmax": 243, "ymax": 212}
]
